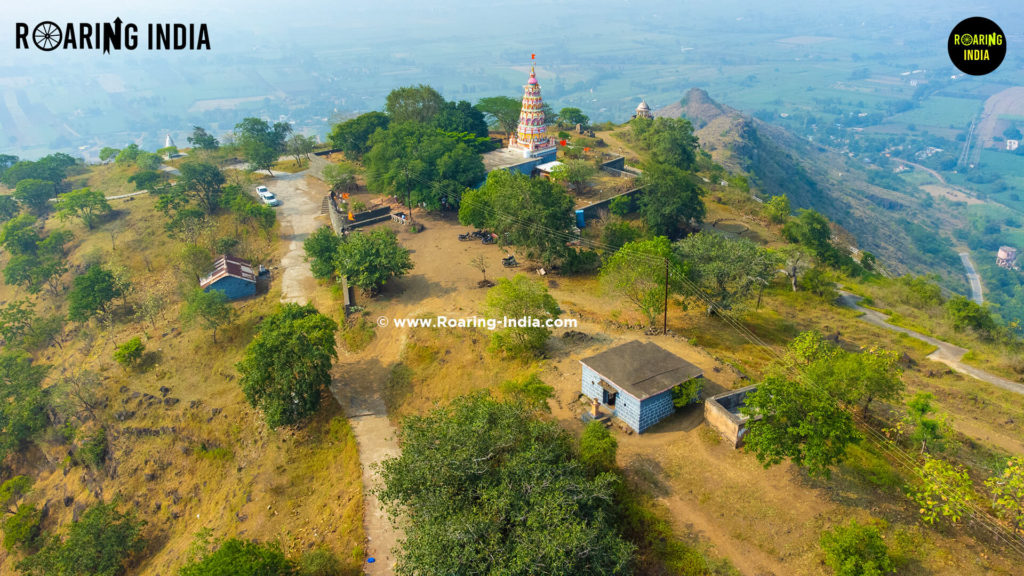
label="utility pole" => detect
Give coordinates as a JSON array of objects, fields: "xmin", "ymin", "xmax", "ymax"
[{"xmin": 663, "ymin": 258, "xmax": 669, "ymax": 334}]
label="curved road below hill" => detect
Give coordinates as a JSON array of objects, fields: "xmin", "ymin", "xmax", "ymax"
[
  {"xmin": 838, "ymin": 292, "xmax": 1024, "ymax": 396},
  {"xmin": 959, "ymin": 251, "xmax": 984, "ymax": 305}
]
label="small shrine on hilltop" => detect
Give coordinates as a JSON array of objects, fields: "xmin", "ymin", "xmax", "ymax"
[
  {"xmin": 633, "ymin": 99, "xmax": 653, "ymax": 120},
  {"xmin": 508, "ymin": 66, "xmax": 557, "ymax": 160}
]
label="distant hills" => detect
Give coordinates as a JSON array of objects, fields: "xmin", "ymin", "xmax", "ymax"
[{"xmin": 659, "ymin": 88, "xmax": 967, "ymax": 290}]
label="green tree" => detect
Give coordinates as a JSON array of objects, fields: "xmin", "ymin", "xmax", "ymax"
[
  {"xmin": 298, "ymin": 548, "xmax": 342, "ymax": 576},
  {"xmin": 157, "ymin": 145, "xmax": 178, "ymax": 158},
  {"xmin": 2, "ymin": 503, "xmax": 42, "ymax": 552},
  {"xmin": 674, "ymin": 232, "xmax": 779, "ymax": 315},
  {"xmin": 177, "ymin": 161, "xmax": 225, "ymax": 214},
  {"xmin": 179, "ymin": 536, "xmax": 295, "ymax": 576},
  {"xmin": 550, "ymin": 159, "xmax": 597, "ymax": 195},
  {"xmin": 819, "ymin": 520, "xmax": 894, "ymax": 576},
  {"xmin": 432, "ymin": 100, "xmax": 490, "ymax": 138},
  {"xmin": 459, "ymin": 170, "xmax": 574, "ymax": 265},
  {"xmin": 327, "ymin": 112, "xmax": 390, "ymax": 159},
  {"xmin": 98, "ymin": 147, "xmax": 120, "ymax": 162},
  {"xmin": 985, "ymin": 456, "xmax": 1024, "ymax": 531},
  {"xmin": 905, "ymin": 392, "xmax": 945, "ymax": 453},
  {"xmin": 0, "ymin": 352, "xmax": 50, "ymax": 464},
  {"xmin": 742, "ymin": 373, "xmax": 860, "ymax": 478},
  {"xmin": 476, "ymin": 96, "xmax": 521, "ymax": 136},
  {"xmin": 764, "ymin": 194, "xmax": 791, "ymax": 224},
  {"xmin": 17, "ymin": 502, "xmax": 145, "ymax": 576},
  {"xmin": 13, "ymin": 179, "xmax": 55, "ymax": 216},
  {"xmin": 385, "ymin": 84, "xmax": 445, "ymax": 125},
  {"xmin": 911, "ymin": 456, "xmax": 974, "ymax": 525},
  {"xmin": 113, "ymin": 337, "xmax": 145, "ymax": 371},
  {"xmin": 498, "ymin": 373, "xmax": 554, "ymax": 411},
  {"xmin": 0, "ymin": 195, "xmax": 19, "ymax": 223},
  {"xmin": 1, "ymin": 154, "xmax": 74, "ymax": 189},
  {"xmin": 236, "ymin": 303, "xmax": 338, "ymax": 428},
  {"xmin": 644, "ymin": 117, "xmax": 698, "ymax": 170},
  {"xmin": 580, "ymin": 420, "xmax": 618, "ymax": 474},
  {"xmin": 944, "ymin": 295, "xmax": 996, "ymax": 336},
  {"xmin": 67, "ymin": 265, "xmax": 122, "ymax": 322},
  {"xmin": 127, "ymin": 170, "xmax": 163, "ymax": 191},
  {"xmin": 135, "ymin": 152, "xmax": 162, "ymax": 171},
  {"xmin": 303, "ymin": 226, "xmax": 342, "ymax": 282},
  {"xmin": 557, "ymin": 107, "xmax": 590, "ymax": 128},
  {"xmin": 832, "ymin": 347, "xmax": 904, "ymax": 415},
  {"xmin": 0, "ymin": 154, "xmax": 18, "ymax": 172},
  {"xmin": 600, "ymin": 220, "xmax": 641, "ymax": 253},
  {"xmin": 235, "ymin": 117, "xmax": 292, "ymax": 175},
  {"xmin": 181, "ymin": 288, "xmax": 235, "ymax": 343},
  {"xmin": 484, "ymin": 275, "xmax": 561, "ymax": 358},
  {"xmin": 0, "ymin": 299, "xmax": 34, "ymax": 346},
  {"xmin": 377, "ymin": 393, "xmax": 635, "ymax": 576},
  {"xmin": 179, "ymin": 243, "xmax": 214, "ymax": 281},
  {"xmin": 321, "ymin": 163, "xmax": 357, "ymax": 193},
  {"xmin": 364, "ymin": 122, "xmax": 483, "ymax": 211},
  {"xmin": 55, "ymin": 187, "xmax": 111, "ymax": 229},
  {"xmin": 286, "ymin": 134, "xmax": 316, "ymax": 165},
  {"xmin": 187, "ymin": 126, "xmax": 220, "ymax": 150},
  {"xmin": 334, "ymin": 229, "xmax": 413, "ymax": 295},
  {"xmin": 600, "ymin": 237, "xmax": 683, "ymax": 328},
  {"xmin": 114, "ymin": 144, "xmax": 140, "ymax": 165},
  {"xmin": 637, "ymin": 164, "xmax": 705, "ymax": 240}
]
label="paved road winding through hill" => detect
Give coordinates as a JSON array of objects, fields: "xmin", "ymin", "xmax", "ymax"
[
  {"xmin": 839, "ymin": 292, "xmax": 1024, "ymax": 396},
  {"xmin": 959, "ymin": 251, "xmax": 984, "ymax": 305}
]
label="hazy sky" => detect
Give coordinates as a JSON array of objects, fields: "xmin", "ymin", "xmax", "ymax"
[{"xmin": 1, "ymin": 0, "xmax": 1021, "ymax": 157}]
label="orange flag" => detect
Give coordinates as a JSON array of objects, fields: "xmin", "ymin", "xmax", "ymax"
[
  {"xmin": 341, "ymin": 192, "xmax": 350, "ymax": 199},
  {"xmin": 584, "ymin": 147, "xmax": 590, "ymax": 152},
  {"xmin": 348, "ymin": 211, "xmax": 354, "ymax": 221},
  {"xmin": 531, "ymin": 53, "xmax": 535, "ymax": 60}
]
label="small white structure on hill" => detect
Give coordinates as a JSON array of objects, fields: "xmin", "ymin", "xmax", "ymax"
[
  {"xmin": 997, "ymin": 246, "xmax": 1019, "ymax": 270},
  {"xmin": 165, "ymin": 134, "xmax": 175, "ymax": 149}
]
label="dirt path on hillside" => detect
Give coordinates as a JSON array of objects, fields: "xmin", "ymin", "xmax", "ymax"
[
  {"xmin": 839, "ymin": 292, "xmax": 1024, "ymax": 396},
  {"xmin": 268, "ymin": 165, "xmax": 404, "ymax": 574}
]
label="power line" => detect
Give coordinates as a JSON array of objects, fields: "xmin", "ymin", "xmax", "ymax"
[{"xmin": 364, "ymin": 165, "xmax": 1024, "ymax": 556}]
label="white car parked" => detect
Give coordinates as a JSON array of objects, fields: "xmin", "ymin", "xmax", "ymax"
[{"xmin": 255, "ymin": 186, "xmax": 280, "ymax": 206}]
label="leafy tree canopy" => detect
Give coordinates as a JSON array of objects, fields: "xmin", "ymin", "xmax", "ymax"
[
  {"xmin": 334, "ymin": 228, "xmax": 413, "ymax": 295},
  {"xmin": 476, "ymin": 96, "xmax": 521, "ymax": 136},
  {"xmin": 56, "ymin": 187, "xmax": 111, "ymax": 229},
  {"xmin": 637, "ymin": 164, "xmax": 704, "ymax": 240},
  {"xmin": 187, "ymin": 125, "xmax": 220, "ymax": 150},
  {"xmin": 600, "ymin": 236, "xmax": 684, "ymax": 327},
  {"xmin": 179, "ymin": 536, "xmax": 295, "ymax": 576},
  {"xmin": 385, "ymin": 84, "xmax": 445, "ymax": 125},
  {"xmin": 17, "ymin": 502, "xmax": 145, "ymax": 576},
  {"xmin": 377, "ymin": 393, "xmax": 635, "ymax": 576},
  {"xmin": 303, "ymin": 225, "xmax": 342, "ymax": 282},
  {"xmin": 236, "ymin": 303, "xmax": 338, "ymax": 428},
  {"xmin": 13, "ymin": 179, "xmax": 55, "ymax": 216},
  {"xmin": 460, "ymin": 170, "xmax": 574, "ymax": 265},
  {"xmin": 327, "ymin": 112, "xmax": 390, "ymax": 160},
  {"xmin": 484, "ymin": 274, "xmax": 561, "ymax": 358},
  {"xmin": 67, "ymin": 265, "xmax": 122, "ymax": 322}
]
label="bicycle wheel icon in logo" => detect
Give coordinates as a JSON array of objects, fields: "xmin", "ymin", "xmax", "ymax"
[{"xmin": 33, "ymin": 22, "xmax": 62, "ymax": 51}]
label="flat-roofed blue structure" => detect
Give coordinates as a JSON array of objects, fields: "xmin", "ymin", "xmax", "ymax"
[{"xmin": 580, "ymin": 340, "xmax": 703, "ymax": 433}]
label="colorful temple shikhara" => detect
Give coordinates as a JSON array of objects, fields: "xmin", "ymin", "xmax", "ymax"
[{"xmin": 508, "ymin": 66, "xmax": 557, "ymax": 160}]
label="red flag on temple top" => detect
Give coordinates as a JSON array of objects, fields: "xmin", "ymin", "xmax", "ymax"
[{"xmin": 531, "ymin": 53, "xmax": 535, "ymax": 60}]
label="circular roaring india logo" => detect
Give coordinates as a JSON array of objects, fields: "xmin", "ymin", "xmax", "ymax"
[{"xmin": 948, "ymin": 17, "xmax": 1006, "ymax": 76}]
